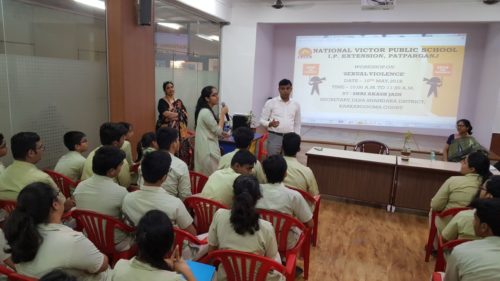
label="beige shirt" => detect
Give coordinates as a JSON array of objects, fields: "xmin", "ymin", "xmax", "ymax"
[
  {"xmin": 283, "ymin": 156, "xmax": 319, "ymax": 196},
  {"xmin": 0, "ymin": 161, "xmax": 5, "ymax": 176},
  {"xmin": 217, "ymin": 149, "xmax": 267, "ymax": 184},
  {"xmin": 259, "ymin": 96, "xmax": 301, "ymax": 134},
  {"xmin": 122, "ymin": 185, "xmax": 193, "ymax": 229},
  {"xmin": 54, "ymin": 151, "xmax": 86, "ymax": 182},
  {"xmin": 431, "ymin": 173, "xmax": 481, "ymax": 211},
  {"xmin": 121, "ymin": 140, "xmax": 133, "ymax": 166},
  {"xmin": 0, "ymin": 160, "xmax": 57, "ymax": 200},
  {"xmin": 445, "ymin": 237, "xmax": 500, "ymax": 281},
  {"xmin": 200, "ymin": 168, "xmax": 240, "ymax": 207},
  {"xmin": 16, "ymin": 223, "xmax": 109, "ymax": 281},
  {"xmin": 194, "ymin": 108, "xmax": 223, "ymax": 176},
  {"xmin": 81, "ymin": 146, "xmax": 131, "ymax": 188},
  {"xmin": 0, "ymin": 229, "xmax": 10, "ymax": 262},
  {"xmin": 112, "ymin": 257, "xmax": 183, "ymax": 281},
  {"xmin": 441, "ymin": 209, "xmax": 479, "ymax": 241}
]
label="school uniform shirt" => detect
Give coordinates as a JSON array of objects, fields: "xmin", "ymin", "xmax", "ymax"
[
  {"xmin": 200, "ymin": 168, "xmax": 240, "ymax": 207},
  {"xmin": 74, "ymin": 175, "xmax": 129, "ymax": 249},
  {"xmin": 0, "ymin": 160, "xmax": 57, "ymax": 200},
  {"xmin": 81, "ymin": 146, "xmax": 131, "ymax": 188},
  {"xmin": 194, "ymin": 108, "xmax": 223, "ymax": 176},
  {"xmin": 16, "ymin": 223, "xmax": 110, "ymax": 281},
  {"xmin": 283, "ymin": 156, "xmax": 319, "ymax": 196},
  {"xmin": 0, "ymin": 229, "xmax": 10, "ymax": 263},
  {"xmin": 445, "ymin": 237, "xmax": 500, "ymax": 281},
  {"xmin": 121, "ymin": 140, "xmax": 133, "ymax": 166},
  {"xmin": 112, "ymin": 257, "xmax": 183, "ymax": 281},
  {"xmin": 208, "ymin": 209, "xmax": 283, "ymax": 281},
  {"xmin": 441, "ymin": 209, "xmax": 479, "ymax": 242},
  {"xmin": 0, "ymin": 161, "xmax": 5, "ymax": 176},
  {"xmin": 217, "ymin": 149, "xmax": 267, "ymax": 184},
  {"xmin": 54, "ymin": 151, "xmax": 86, "ymax": 182},
  {"xmin": 122, "ymin": 185, "xmax": 193, "ymax": 229},
  {"xmin": 163, "ymin": 152, "xmax": 192, "ymax": 201}
]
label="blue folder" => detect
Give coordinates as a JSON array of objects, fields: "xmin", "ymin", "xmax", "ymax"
[{"xmin": 186, "ymin": 260, "xmax": 216, "ymax": 281}]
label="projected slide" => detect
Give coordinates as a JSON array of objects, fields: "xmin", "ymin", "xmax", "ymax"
[{"xmin": 293, "ymin": 34, "xmax": 466, "ymax": 130}]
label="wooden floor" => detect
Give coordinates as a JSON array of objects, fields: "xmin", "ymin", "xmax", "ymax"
[{"xmin": 295, "ymin": 200, "xmax": 434, "ymax": 281}]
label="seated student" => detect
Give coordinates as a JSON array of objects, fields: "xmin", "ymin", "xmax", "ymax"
[
  {"xmin": 74, "ymin": 146, "xmax": 130, "ymax": 251},
  {"xmin": 54, "ymin": 131, "xmax": 88, "ymax": 182},
  {"xmin": 431, "ymin": 151, "xmax": 491, "ymax": 231},
  {"xmin": 0, "ymin": 132, "xmax": 57, "ymax": 200},
  {"xmin": 256, "ymin": 155, "xmax": 314, "ymax": 249},
  {"xmin": 0, "ymin": 133, "xmax": 7, "ymax": 175},
  {"xmin": 444, "ymin": 198, "xmax": 500, "ymax": 281},
  {"xmin": 281, "ymin": 132, "xmax": 319, "ymax": 196},
  {"xmin": 0, "ymin": 229, "xmax": 15, "ymax": 270},
  {"xmin": 39, "ymin": 270, "xmax": 77, "ymax": 281},
  {"xmin": 217, "ymin": 127, "xmax": 267, "ymax": 183},
  {"xmin": 208, "ymin": 175, "xmax": 282, "ymax": 281},
  {"xmin": 135, "ymin": 132, "xmax": 158, "ymax": 163},
  {"xmin": 4, "ymin": 182, "xmax": 110, "ymax": 280},
  {"xmin": 442, "ymin": 176, "xmax": 500, "ymax": 241},
  {"xmin": 122, "ymin": 151, "xmax": 196, "ymax": 235},
  {"xmin": 200, "ymin": 150, "xmax": 256, "ymax": 207},
  {"xmin": 81, "ymin": 122, "xmax": 131, "ymax": 188},
  {"xmin": 113, "ymin": 210, "xmax": 196, "ymax": 281},
  {"xmin": 119, "ymin": 122, "xmax": 134, "ymax": 166}
]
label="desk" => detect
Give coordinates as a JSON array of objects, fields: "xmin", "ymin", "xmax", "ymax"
[
  {"xmin": 306, "ymin": 148, "xmax": 397, "ymax": 206},
  {"xmin": 393, "ymin": 157, "xmax": 460, "ymax": 211}
]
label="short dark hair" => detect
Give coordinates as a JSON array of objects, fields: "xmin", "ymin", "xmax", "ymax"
[
  {"xmin": 282, "ymin": 132, "xmax": 301, "ymax": 156},
  {"xmin": 0, "ymin": 133, "xmax": 4, "ymax": 146},
  {"xmin": 136, "ymin": 132, "xmax": 157, "ymax": 162},
  {"xmin": 485, "ymin": 176, "xmax": 500, "ymax": 198},
  {"xmin": 162, "ymin": 81, "xmax": 174, "ymax": 92},
  {"xmin": 40, "ymin": 270, "xmax": 77, "ymax": 281},
  {"xmin": 233, "ymin": 127, "xmax": 254, "ymax": 149},
  {"xmin": 470, "ymin": 198, "xmax": 500, "ymax": 236},
  {"xmin": 100, "ymin": 122, "xmax": 127, "ymax": 145},
  {"xmin": 279, "ymin": 79, "xmax": 292, "ymax": 87},
  {"xmin": 136, "ymin": 210, "xmax": 174, "ymax": 271},
  {"xmin": 119, "ymin": 122, "xmax": 132, "ymax": 132},
  {"xmin": 231, "ymin": 150, "xmax": 256, "ymax": 167},
  {"xmin": 156, "ymin": 127, "xmax": 178, "ymax": 151},
  {"xmin": 63, "ymin": 131, "xmax": 86, "ymax": 151},
  {"xmin": 262, "ymin": 155, "xmax": 287, "ymax": 184},
  {"xmin": 141, "ymin": 151, "xmax": 171, "ymax": 183},
  {"xmin": 11, "ymin": 132, "xmax": 40, "ymax": 160},
  {"xmin": 92, "ymin": 146, "xmax": 125, "ymax": 176}
]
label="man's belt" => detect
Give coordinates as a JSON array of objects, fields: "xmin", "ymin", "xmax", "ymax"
[{"xmin": 268, "ymin": 131, "xmax": 285, "ymax": 136}]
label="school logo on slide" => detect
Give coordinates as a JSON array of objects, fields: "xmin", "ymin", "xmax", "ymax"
[{"xmin": 298, "ymin": 48, "xmax": 313, "ymax": 59}]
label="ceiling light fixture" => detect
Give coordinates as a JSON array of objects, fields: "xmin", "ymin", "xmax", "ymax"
[
  {"xmin": 157, "ymin": 22, "xmax": 183, "ymax": 30},
  {"xmin": 196, "ymin": 34, "xmax": 219, "ymax": 42},
  {"xmin": 73, "ymin": 0, "xmax": 105, "ymax": 10}
]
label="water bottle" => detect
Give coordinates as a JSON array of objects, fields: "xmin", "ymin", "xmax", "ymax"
[{"xmin": 430, "ymin": 150, "xmax": 436, "ymax": 161}]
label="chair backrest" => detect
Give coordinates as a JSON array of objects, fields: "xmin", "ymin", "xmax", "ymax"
[
  {"xmin": 354, "ymin": 140, "xmax": 390, "ymax": 155},
  {"xmin": 167, "ymin": 227, "xmax": 207, "ymax": 258},
  {"xmin": 71, "ymin": 209, "xmax": 135, "ymax": 256},
  {"xmin": 436, "ymin": 207, "xmax": 471, "ymax": 218},
  {"xmin": 256, "ymin": 209, "xmax": 306, "ymax": 254},
  {"xmin": 202, "ymin": 249, "xmax": 287, "ymax": 281},
  {"xmin": 189, "ymin": 171, "xmax": 208, "ymax": 194},
  {"xmin": 286, "ymin": 186, "xmax": 321, "ymax": 246},
  {"xmin": 0, "ymin": 265, "xmax": 37, "ymax": 281},
  {"xmin": 43, "ymin": 169, "xmax": 77, "ymax": 198},
  {"xmin": 184, "ymin": 196, "xmax": 228, "ymax": 234},
  {"xmin": 130, "ymin": 162, "xmax": 140, "ymax": 173},
  {"xmin": 0, "ymin": 200, "xmax": 16, "ymax": 214}
]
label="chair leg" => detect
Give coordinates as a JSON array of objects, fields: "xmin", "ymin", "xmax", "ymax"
[
  {"xmin": 303, "ymin": 231, "xmax": 311, "ymax": 279},
  {"xmin": 425, "ymin": 220, "xmax": 437, "ymax": 262},
  {"xmin": 434, "ymin": 248, "xmax": 446, "ymax": 272}
]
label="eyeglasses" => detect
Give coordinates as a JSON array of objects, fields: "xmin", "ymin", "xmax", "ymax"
[
  {"xmin": 36, "ymin": 144, "xmax": 45, "ymax": 151},
  {"xmin": 456, "ymin": 124, "xmax": 466, "ymax": 127}
]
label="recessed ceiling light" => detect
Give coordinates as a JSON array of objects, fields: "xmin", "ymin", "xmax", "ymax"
[
  {"xmin": 157, "ymin": 22, "xmax": 183, "ymax": 30},
  {"xmin": 73, "ymin": 0, "xmax": 105, "ymax": 10}
]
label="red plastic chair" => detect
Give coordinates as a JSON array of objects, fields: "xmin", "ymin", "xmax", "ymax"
[
  {"xmin": 434, "ymin": 235, "xmax": 472, "ymax": 271},
  {"xmin": 189, "ymin": 171, "xmax": 208, "ymax": 194},
  {"xmin": 431, "ymin": 272, "xmax": 444, "ymax": 281},
  {"xmin": 43, "ymin": 169, "xmax": 78, "ymax": 198},
  {"xmin": 0, "ymin": 200, "xmax": 16, "ymax": 214},
  {"xmin": 130, "ymin": 162, "xmax": 140, "ymax": 173},
  {"xmin": 0, "ymin": 265, "xmax": 37, "ymax": 281},
  {"xmin": 184, "ymin": 196, "xmax": 228, "ymax": 234},
  {"xmin": 425, "ymin": 207, "xmax": 471, "ymax": 262},
  {"xmin": 257, "ymin": 209, "xmax": 310, "ymax": 280},
  {"xmin": 354, "ymin": 140, "xmax": 390, "ymax": 155},
  {"xmin": 200, "ymin": 249, "xmax": 296, "ymax": 281},
  {"xmin": 166, "ymin": 227, "xmax": 208, "ymax": 261},
  {"xmin": 286, "ymin": 186, "xmax": 321, "ymax": 247},
  {"xmin": 71, "ymin": 209, "xmax": 137, "ymax": 266},
  {"xmin": 256, "ymin": 133, "xmax": 269, "ymax": 161}
]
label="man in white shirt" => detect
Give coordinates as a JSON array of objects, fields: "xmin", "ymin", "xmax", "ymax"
[
  {"xmin": 444, "ymin": 198, "xmax": 500, "ymax": 281},
  {"xmin": 260, "ymin": 79, "xmax": 301, "ymax": 156}
]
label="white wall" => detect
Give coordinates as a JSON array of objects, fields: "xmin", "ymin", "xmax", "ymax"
[{"xmin": 173, "ymin": 0, "xmax": 231, "ymax": 22}]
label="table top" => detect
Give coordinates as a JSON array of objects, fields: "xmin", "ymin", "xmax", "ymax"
[
  {"xmin": 396, "ymin": 156, "xmax": 461, "ymax": 172},
  {"xmin": 306, "ymin": 147, "xmax": 397, "ymax": 165}
]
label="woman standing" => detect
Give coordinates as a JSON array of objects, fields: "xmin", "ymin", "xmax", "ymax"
[
  {"xmin": 194, "ymin": 86, "xmax": 228, "ymax": 176},
  {"xmin": 443, "ymin": 119, "xmax": 485, "ymax": 162}
]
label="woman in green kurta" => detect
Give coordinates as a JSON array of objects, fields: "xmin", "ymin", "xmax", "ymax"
[
  {"xmin": 194, "ymin": 86, "xmax": 229, "ymax": 176},
  {"xmin": 443, "ymin": 119, "xmax": 485, "ymax": 162}
]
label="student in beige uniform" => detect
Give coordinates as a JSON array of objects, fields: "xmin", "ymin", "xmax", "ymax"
[
  {"xmin": 122, "ymin": 151, "xmax": 196, "ymax": 235},
  {"xmin": 442, "ymin": 176, "xmax": 500, "ymax": 241},
  {"xmin": 200, "ymin": 150, "xmax": 256, "ymax": 207},
  {"xmin": 443, "ymin": 198, "xmax": 500, "ymax": 281},
  {"xmin": 281, "ymin": 133, "xmax": 319, "ymax": 196},
  {"xmin": 0, "ymin": 133, "xmax": 7, "ymax": 176},
  {"xmin": 0, "ymin": 132, "xmax": 58, "ymax": 201},
  {"xmin": 431, "ymin": 151, "xmax": 491, "ymax": 232},
  {"xmin": 135, "ymin": 132, "xmax": 158, "ymax": 163},
  {"xmin": 0, "ymin": 229, "xmax": 15, "ymax": 269},
  {"xmin": 217, "ymin": 127, "xmax": 267, "ymax": 183},
  {"xmin": 4, "ymin": 182, "xmax": 110, "ymax": 281},
  {"xmin": 81, "ymin": 122, "xmax": 131, "ymax": 188},
  {"xmin": 113, "ymin": 210, "xmax": 195, "ymax": 281},
  {"xmin": 256, "ymin": 155, "xmax": 314, "ymax": 249},
  {"xmin": 54, "ymin": 131, "xmax": 88, "ymax": 182},
  {"xmin": 119, "ymin": 122, "xmax": 134, "ymax": 166},
  {"xmin": 74, "ymin": 146, "xmax": 130, "ymax": 251},
  {"xmin": 208, "ymin": 175, "xmax": 283, "ymax": 281}
]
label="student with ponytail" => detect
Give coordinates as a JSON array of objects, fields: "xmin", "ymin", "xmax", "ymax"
[
  {"xmin": 3, "ymin": 182, "xmax": 109, "ymax": 280},
  {"xmin": 208, "ymin": 175, "xmax": 282, "ymax": 281}
]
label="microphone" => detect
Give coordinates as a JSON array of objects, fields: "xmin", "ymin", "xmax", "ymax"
[{"xmin": 221, "ymin": 102, "xmax": 231, "ymax": 121}]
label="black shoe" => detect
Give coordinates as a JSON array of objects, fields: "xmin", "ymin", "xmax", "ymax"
[{"xmin": 295, "ymin": 266, "xmax": 304, "ymax": 278}]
